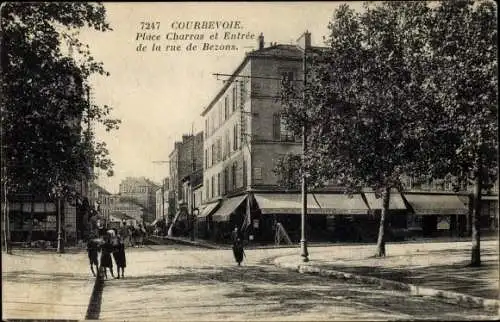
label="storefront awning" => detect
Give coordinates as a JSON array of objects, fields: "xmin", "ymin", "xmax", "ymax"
[
  {"xmin": 404, "ymin": 193, "xmax": 468, "ymax": 215},
  {"xmin": 364, "ymin": 192, "xmax": 407, "ymax": 210},
  {"xmin": 212, "ymin": 195, "xmax": 247, "ymax": 222},
  {"xmin": 254, "ymin": 193, "xmax": 369, "ymax": 215},
  {"xmin": 198, "ymin": 201, "xmax": 220, "ymax": 220}
]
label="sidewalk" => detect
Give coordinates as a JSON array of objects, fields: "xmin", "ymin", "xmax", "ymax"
[
  {"xmin": 274, "ymin": 240, "xmax": 499, "ymax": 311},
  {"xmin": 2, "ymin": 251, "xmax": 96, "ymax": 320}
]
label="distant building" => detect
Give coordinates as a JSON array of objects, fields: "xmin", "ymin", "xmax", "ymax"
[
  {"xmin": 168, "ymin": 132, "xmax": 204, "ymax": 233},
  {"xmin": 118, "ymin": 177, "xmax": 160, "ymax": 224}
]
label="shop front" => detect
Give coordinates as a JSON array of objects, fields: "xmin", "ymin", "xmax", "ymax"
[
  {"xmin": 403, "ymin": 193, "xmax": 468, "ymax": 237},
  {"xmin": 211, "ymin": 195, "xmax": 247, "ymax": 243},
  {"xmin": 252, "ymin": 192, "xmax": 370, "ymax": 243}
]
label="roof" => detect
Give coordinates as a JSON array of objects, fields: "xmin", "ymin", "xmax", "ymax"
[
  {"xmin": 90, "ymin": 183, "xmax": 112, "ymax": 195},
  {"xmin": 201, "ymin": 44, "xmax": 325, "ymax": 117}
]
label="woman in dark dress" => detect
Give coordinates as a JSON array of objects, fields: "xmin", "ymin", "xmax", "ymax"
[
  {"xmin": 100, "ymin": 235, "xmax": 115, "ymax": 279},
  {"xmin": 112, "ymin": 236, "xmax": 126, "ymax": 278},
  {"xmin": 231, "ymin": 227, "xmax": 245, "ymax": 266}
]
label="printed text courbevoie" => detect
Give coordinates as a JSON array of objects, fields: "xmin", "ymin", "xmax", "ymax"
[{"xmin": 171, "ymin": 21, "xmax": 243, "ymax": 29}]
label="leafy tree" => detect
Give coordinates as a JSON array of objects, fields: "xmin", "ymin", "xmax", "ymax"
[
  {"xmin": 425, "ymin": 0, "xmax": 498, "ymax": 266},
  {"xmin": 1, "ymin": 3, "xmax": 120, "ymax": 252},
  {"xmin": 278, "ymin": 1, "xmax": 497, "ymax": 262},
  {"xmin": 279, "ymin": 2, "xmax": 441, "ymax": 257}
]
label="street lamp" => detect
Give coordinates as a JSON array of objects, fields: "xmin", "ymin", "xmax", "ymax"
[
  {"xmin": 297, "ymin": 31, "xmax": 311, "ymax": 262},
  {"xmin": 51, "ymin": 183, "xmax": 65, "ymax": 254}
]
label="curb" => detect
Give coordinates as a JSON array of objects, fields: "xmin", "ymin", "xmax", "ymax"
[
  {"xmin": 275, "ymin": 260, "xmax": 500, "ymax": 313},
  {"xmin": 84, "ymin": 268, "xmax": 105, "ymax": 320},
  {"xmin": 150, "ymin": 236, "xmax": 224, "ymax": 249}
]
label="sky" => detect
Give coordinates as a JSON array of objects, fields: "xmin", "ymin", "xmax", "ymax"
[{"xmin": 77, "ymin": 2, "xmax": 364, "ymax": 194}]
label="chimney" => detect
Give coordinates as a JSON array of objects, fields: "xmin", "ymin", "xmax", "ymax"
[
  {"xmin": 258, "ymin": 33, "xmax": 264, "ymax": 49},
  {"xmin": 304, "ymin": 31, "xmax": 311, "ymax": 49}
]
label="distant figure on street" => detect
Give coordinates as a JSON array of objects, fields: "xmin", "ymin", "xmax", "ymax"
[
  {"xmin": 119, "ymin": 221, "xmax": 130, "ymax": 247},
  {"xmin": 112, "ymin": 235, "xmax": 127, "ymax": 279},
  {"xmin": 231, "ymin": 226, "xmax": 245, "ymax": 266},
  {"xmin": 134, "ymin": 224, "xmax": 146, "ymax": 247},
  {"xmin": 100, "ymin": 233, "xmax": 115, "ymax": 279},
  {"xmin": 86, "ymin": 235, "xmax": 101, "ymax": 277},
  {"xmin": 127, "ymin": 224, "xmax": 135, "ymax": 247}
]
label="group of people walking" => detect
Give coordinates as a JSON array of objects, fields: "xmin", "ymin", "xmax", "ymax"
[
  {"xmin": 118, "ymin": 222, "xmax": 147, "ymax": 248},
  {"xmin": 87, "ymin": 227, "xmax": 127, "ymax": 279}
]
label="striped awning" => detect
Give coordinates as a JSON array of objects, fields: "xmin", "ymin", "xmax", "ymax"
[
  {"xmin": 212, "ymin": 195, "xmax": 247, "ymax": 222},
  {"xmin": 197, "ymin": 201, "xmax": 220, "ymax": 220},
  {"xmin": 254, "ymin": 193, "xmax": 369, "ymax": 215},
  {"xmin": 404, "ymin": 193, "xmax": 468, "ymax": 215}
]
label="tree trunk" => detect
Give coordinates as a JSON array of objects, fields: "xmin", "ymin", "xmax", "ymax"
[
  {"xmin": 375, "ymin": 187, "xmax": 391, "ymax": 257},
  {"xmin": 3, "ymin": 181, "xmax": 11, "ymax": 254},
  {"xmin": 470, "ymin": 172, "xmax": 482, "ymax": 267},
  {"xmin": 27, "ymin": 197, "xmax": 34, "ymax": 245}
]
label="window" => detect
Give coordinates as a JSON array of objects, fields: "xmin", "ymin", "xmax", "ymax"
[
  {"xmin": 205, "ymin": 180, "xmax": 209, "ymax": 199},
  {"xmin": 273, "ymin": 113, "xmax": 294, "ymax": 142},
  {"xmin": 204, "ymin": 149, "xmax": 208, "ymax": 169},
  {"xmin": 211, "ymin": 176, "xmax": 214, "ymax": 198},
  {"xmin": 211, "ymin": 144, "xmax": 215, "ymax": 166},
  {"xmin": 225, "ymin": 130, "xmax": 230, "ymax": 158},
  {"xmin": 232, "ymin": 86, "xmax": 237, "ymax": 111},
  {"xmin": 242, "ymin": 160, "xmax": 247, "ymax": 187},
  {"xmin": 233, "ymin": 123, "xmax": 239, "ymax": 151},
  {"xmin": 217, "ymin": 173, "xmax": 221, "ymax": 196},
  {"xmin": 224, "ymin": 96, "xmax": 229, "ymax": 120},
  {"xmin": 218, "ymin": 103, "xmax": 223, "ymax": 128},
  {"xmin": 232, "ymin": 162, "xmax": 237, "ymax": 190},
  {"xmin": 216, "ymin": 137, "xmax": 222, "ymax": 162},
  {"xmin": 281, "ymin": 71, "xmax": 294, "ymax": 86},
  {"xmin": 224, "ymin": 168, "xmax": 229, "ymax": 194},
  {"xmin": 205, "ymin": 119, "xmax": 208, "ymax": 139}
]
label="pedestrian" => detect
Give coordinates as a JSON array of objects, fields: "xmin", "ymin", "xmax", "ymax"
[
  {"xmin": 127, "ymin": 224, "xmax": 135, "ymax": 247},
  {"xmin": 112, "ymin": 235, "xmax": 127, "ymax": 279},
  {"xmin": 120, "ymin": 221, "xmax": 130, "ymax": 247},
  {"xmin": 86, "ymin": 234, "xmax": 100, "ymax": 277},
  {"xmin": 231, "ymin": 226, "xmax": 245, "ymax": 266},
  {"xmin": 100, "ymin": 233, "xmax": 115, "ymax": 279}
]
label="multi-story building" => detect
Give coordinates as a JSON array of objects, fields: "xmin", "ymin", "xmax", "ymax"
[
  {"xmin": 155, "ymin": 177, "xmax": 172, "ymax": 223},
  {"xmin": 118, "ymin": 177, "xmax": 160, "ymax": 224},
  {"xmin": 168, "ymin": 132, "xmax": 204, "ymax": 232},
  {"xmin": 199, "ymin": 34, "xmax": 316, "ymax": 242},
  {"xmin": 198, "ymin": 33, "xmax": 497, "ymax": 245},
  {"xmin": 93, "ymin": 183, "xmax": 145, "ymax": 227}
]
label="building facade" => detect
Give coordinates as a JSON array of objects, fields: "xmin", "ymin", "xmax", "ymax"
[
  {"xmin": 168, "ymin": 132, "xmax": 204, "ymax": 235},
  {"xmin": 197, "ymin": 33, "xmax": 498, "ymax": 245},
  {"xmin": 118, "ymin": 177, "xmax": 159, "ymax": 224}
]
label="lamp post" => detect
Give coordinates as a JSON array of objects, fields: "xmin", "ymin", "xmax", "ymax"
[
  {"xmin": 297, "ymin": 31, "xmax": 311, "ymax": 262},
  {"xmin": 52, "ymin": 183, "xmax": 65, "ymax": 254}
]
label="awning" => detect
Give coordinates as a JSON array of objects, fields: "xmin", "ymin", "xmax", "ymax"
[
  {"xmin": 198, "ymin": 201, "xmax": 220, "ymax": 220},
  {"xmin": 364, "ymin": 192, "xmax": 407, "ymax": 210},
  {"xmin": 404, "ymin": 194, "xmax": 468, "ymax": 215},
  {"xmin": 254, "ymin": 193, "xmax": 369, "ymax": 215},
  {"xmin": 212, "ymin": 195, "xmax": 247, "ymax": 222},
  {"xmin": 150, "ymin": 218, "xmax": 161, "ymax": 226},
  {"xmin": 483, "ymin": 195, "xmax": 498, "ymax": 201}
]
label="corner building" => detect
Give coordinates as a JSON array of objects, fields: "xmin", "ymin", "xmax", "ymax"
[{"xmin": 200, "ymin": 34, "xmax": 330, "ymax": 243}]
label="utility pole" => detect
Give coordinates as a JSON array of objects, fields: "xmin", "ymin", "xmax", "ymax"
[
  {"xmin": 191, "ymin": 123, "xmax": 196, "ymax": 241},
  {"xmin": 298, "ymin": 31, "xmax": 311, "ymax": 262}
]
